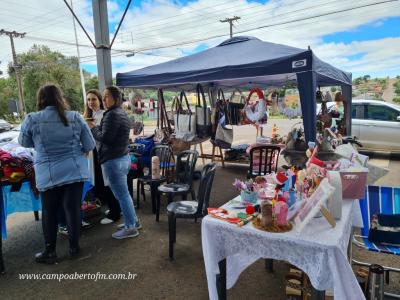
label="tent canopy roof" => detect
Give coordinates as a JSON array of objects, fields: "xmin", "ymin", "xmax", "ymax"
[{"xmin": 116, "ymin": 36, "xmax": 351, "ymax": 90}]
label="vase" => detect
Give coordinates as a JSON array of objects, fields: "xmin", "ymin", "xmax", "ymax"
[{"xmin": 240, "ymin": 190, "xmax": 258, "ymax": 204}]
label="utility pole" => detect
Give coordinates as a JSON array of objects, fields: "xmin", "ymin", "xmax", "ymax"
[
  {"xmin": 92, "ymin": 0, "xmax": 112, "ymax": 91},
  {"xmin": 220, "ymin": 16, "xmax": 241, "ymax": 38},
  {"xmin": 0, "ymin": 29, "xmax": 26, "ymax": 115}
]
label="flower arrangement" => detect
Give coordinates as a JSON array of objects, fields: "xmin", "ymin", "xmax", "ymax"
[
  {"xmin": 233, "ymin": 179, "xmax": 255, "ymax": 193},
  {"xmin": 233, "ymin": 179, "xmax": 258, "ymax": 204}
]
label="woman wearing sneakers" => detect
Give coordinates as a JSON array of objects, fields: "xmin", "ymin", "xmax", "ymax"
[
  {"xmin": 88, "ymin": 86, "xmax": 141, "ymax": 239},
  {"xmin": 84, "ymin": 89, "xmax": 122, "ymax": 225}
]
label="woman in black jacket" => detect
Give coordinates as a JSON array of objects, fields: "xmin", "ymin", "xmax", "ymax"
[{"xmin": 88, "ymin": 86, "xmax": 140, "ymax": 239}]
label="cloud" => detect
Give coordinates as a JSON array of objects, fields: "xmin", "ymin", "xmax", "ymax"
[{"xmin": 1, "ymin": 0, "xmax": 400, "ymax": 79}]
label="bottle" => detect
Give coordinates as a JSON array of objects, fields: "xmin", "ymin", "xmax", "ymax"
[{"xmin": 151, "ymin": 156, "xmax": 160, "ymax": 180}]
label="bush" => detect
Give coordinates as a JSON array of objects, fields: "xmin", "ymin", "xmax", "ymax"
[{"xmin": 393, "ymin": 97, "xmax": 400, "ymax": 104}]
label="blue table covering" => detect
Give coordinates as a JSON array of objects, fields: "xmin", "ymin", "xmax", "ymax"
[{"xmin": 1, "ymin": 181, "xmax": 93, "ymax": 239}]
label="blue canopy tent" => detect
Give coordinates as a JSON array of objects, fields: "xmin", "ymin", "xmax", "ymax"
[{"xmin": 116, "ymin": 36, "xmax": 352, "ymax": 142}]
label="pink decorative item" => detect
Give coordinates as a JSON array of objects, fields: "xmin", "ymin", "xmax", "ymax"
[
  {"xmin": 274, "ymin": 200, "xmax": 288, "ymax": 226},
  {"xmin": 151, "ymin": 156, "xmax": 160, "ymax": 180}
]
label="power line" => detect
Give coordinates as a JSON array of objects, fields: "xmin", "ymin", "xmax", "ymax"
[{"xmin": 79, "ymin": 0, "xmax": 400, "ymax": 63}]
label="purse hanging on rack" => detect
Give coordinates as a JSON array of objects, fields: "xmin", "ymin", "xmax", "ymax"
[
  {"xmin": 214, "ymin": 89, "xmax": 233, "ymax": 149},
  {"xmin": 174, "ymin": 90, "xmax": 196, "ymax": 141},
  {"xmin": 242, "ymin": 88, "xmax": 267, "ymax": 125},
  {"xmin": 228, "ymin": 89, "xmax": 245, "ymax": 125},
  {"xmin": 196, "ymin": 83, "xmax": 212, "ymax": 138},
  {"xmin": 167, "ymin": 96, "xmax": 180, "ymax": 127},
  {"xmin": 154, "ymin": 89, "xmax": 173, "ymax": 144}
]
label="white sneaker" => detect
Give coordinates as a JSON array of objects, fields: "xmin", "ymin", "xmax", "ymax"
[
  {"xmin": 112, "ymin": 228, "xmax": 139, "ymax": 239},
  {"xmin": 100, "ymin": 217, "xmax": 114, "ymax": 225},
  {"xmin": 58, "ymin": 226, "xmax": 69, "ymax": 236},
  {"xmin": 105, "ymin": 209, "xmax": 110, "ymax": 215}
]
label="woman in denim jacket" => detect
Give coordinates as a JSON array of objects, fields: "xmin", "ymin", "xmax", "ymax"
[
  {"xmin": 88, "ymin": 86, "xmax": 140, "ymax": 239},
  {"xmin": 19, "ymin": 84, "xmax": 95, "ymax": 263}
]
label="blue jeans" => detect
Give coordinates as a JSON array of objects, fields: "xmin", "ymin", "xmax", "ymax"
[{"xmin": 102, "ymin": 155, "xmax": 138, "ymax": 228}]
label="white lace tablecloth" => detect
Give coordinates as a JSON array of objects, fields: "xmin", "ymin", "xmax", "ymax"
[{"xmin": 201, "ymin": 198, "xmax": 364, "ymax": 300}]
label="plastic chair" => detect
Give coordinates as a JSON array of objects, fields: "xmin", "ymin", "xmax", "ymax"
[
  {"xmin": 247, "ymin": 145, "xmax": 281, "ymax": 179},
  {"xmin": 156, "ymin": 150, "xmax": 198, "ymax": 222},
  {"xmin": 167, "ymin": 163, "xmax": 216, "ymax": 260},
  {"xmin": 136, "ymin": 145, "xmax": 174, "ymax": 213},
  {"xmin": 351, "ymin": 185, "xmax": 400, "ymax": 298}
]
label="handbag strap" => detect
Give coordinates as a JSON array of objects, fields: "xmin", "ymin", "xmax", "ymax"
[
  {"xmin": 246, "ymin": 88, "xmax": 265, "ymax": 104},
  {"xmin": 157, "ymin": 88, "xmax": 172, "ymax": 131},
  {"xmin": 230, "ymin": 89, "xmax": 245, "ymax": 104},
  {"xmin": 196, "ymin": 83, "xmax": 208, "ymax": 125},
  {"xmin": 217, "ymin": 88, "xmax": 226, "ymax": 102}
]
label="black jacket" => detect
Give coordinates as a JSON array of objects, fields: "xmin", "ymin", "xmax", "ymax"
[{"xmin": 91, "ymin": 106, "xmax": 130, "ymax": 164}]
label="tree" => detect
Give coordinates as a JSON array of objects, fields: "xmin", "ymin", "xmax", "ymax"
[
  {"xmin": 85, "ymin": 75, "xmax": 99, "ymax": 91},
  {"xmin": 7, "ymin": 45, "xmax": 86, "ymax": 113},
  {"xmin": 363, "ymin": 75, "xmax": 371, "ymax": 82},
  {"xmin": 0, "ymin": 77, "xmax": 18, "ymax": 117},
  {"xmin": 330, "ymin": 87, "xmax": 337, "ymax": 92}
]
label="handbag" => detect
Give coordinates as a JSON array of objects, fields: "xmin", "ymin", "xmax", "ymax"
[
  {"xmin": 242, "ymin": 88, "xmax": 268, "ymax": 125},
  {"xmin": 195, "ymin": 84, "xmax": 212, "ymax": 138},
  {"xmin": 154, "ymin": 89, "xmax": 173, "ymax": 143},
  {"xmin": 167, "ymin": 96, "xmax": 181, "ymax": 126},
  {"xmin": 228, "ymin": 89, "xmax": 245, "ymax": 125},
  {"xmin": 214, "ymin": 89, "xmax": 233, "ymax": 149},
  {"xmin": 174, "ymin": 91, "xmax": 196, "ymax": 141}
]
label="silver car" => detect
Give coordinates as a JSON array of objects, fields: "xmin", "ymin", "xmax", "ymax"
[{"xmin": 352, "ymin": 99, "xmax": 400, "ymax": 153}]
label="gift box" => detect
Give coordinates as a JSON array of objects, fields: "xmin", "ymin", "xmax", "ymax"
[{"xmin": 340, "ymin": 168, "xmax": 368, "ymax": 199}]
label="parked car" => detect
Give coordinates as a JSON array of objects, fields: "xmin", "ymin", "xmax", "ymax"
[
  {"xmin": 0, "ymin": 124, "xmax": 20, "ymax": 146},
  {"xmin": 0, "ymin": 119, "xmax": 13, "ymax": 132},
  {"xmin": 316, "ymin": 99, "xmax": 400, "ymax": 153},
  {"xmin": 351, "ymin": 99, "xmax": 400, "ymax": 153}
]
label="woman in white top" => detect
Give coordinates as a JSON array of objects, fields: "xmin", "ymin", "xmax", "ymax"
[{"xmin": 84, "ymin": 89, "xmax": 122, "ymax": 223}]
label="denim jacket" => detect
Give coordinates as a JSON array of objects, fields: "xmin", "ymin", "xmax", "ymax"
[{"xmin": 18, "ymin": 106, "xmax": 96, "ymax": 192}]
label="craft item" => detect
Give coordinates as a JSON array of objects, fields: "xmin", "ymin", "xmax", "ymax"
[
  {"xmin": 288, "ymin": 190, "xmax": 296, "ymax": 207},
  {"xmin": 261, "ymin": 201, "xmax": 273, "ymax": 227},
  {"xmin": 237, "ymin": 213, "xmax": 259, "ymax": 227},
  {"xmin": 294, "ymin": 178, "xmax": 336, "ymax": 233},
  {"xmin": 253, "ymin": 214, "xmax": 293, "ymax": 233},
  {"xmin": 272, "ymin": 124, "xmax": 278, "ymax": 138},
  {"xmin": 275, "ymin": 200, "xmax": 289, "ymax": 226},
  {"xmin": 320, "ymin": 207, "xmax": 336, "ymax": 228},
  {"xmin": 327, "ymin": 170, "xmax": 342, "ymax": 220},
  {"xmin": 151, "ymin": 156, "xmax": 160, "ymax": 180},
  {"xmin": 208, "ymin": 208, "xmax": 241, "ymax": 224},
  {"xmin": 246, "ymin": 204, "xmax": 255, "ymax": 215},
  {"xmin": 275, "ymin": 172, "xmax": 288, "ymax": 185}
]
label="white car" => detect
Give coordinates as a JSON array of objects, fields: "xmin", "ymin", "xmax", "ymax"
[
  {"xmin": 0, "ymin": 124, "xmax": 20, "ymax": 146},
  {"xmin": 351, "ymin": 99, "xmax": 400, "ymax": 153},
  {"xmin": 316, "ymin": 99, "xmax": 400, "ymax": 153}
]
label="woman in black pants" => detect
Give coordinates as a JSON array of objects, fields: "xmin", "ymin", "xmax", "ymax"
[{"xmin": 19, "ymin": 84, "xmax": 95, "ymax": 263}]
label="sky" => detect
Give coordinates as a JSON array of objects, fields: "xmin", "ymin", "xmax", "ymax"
[{"xmin": 0, "ymin": 0, "xmax": 400, "ymax": 80}]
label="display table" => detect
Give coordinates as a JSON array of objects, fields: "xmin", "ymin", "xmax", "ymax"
[
  {"xmin": 201, "ymin": 197, "xmax": 365, "ymax": 300},
  {"xmin": 0, "ymin": 180, "xmax": 92, "ymax": 273}
]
